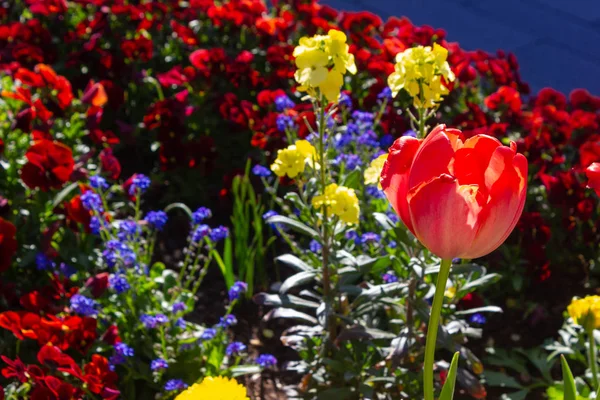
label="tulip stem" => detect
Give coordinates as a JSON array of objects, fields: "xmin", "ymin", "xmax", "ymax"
[
  {"xmin": 589, "ymin": 328, "xmax": 599, "ymax": 391},
  {"xmin": 418, "ymin": 106, "xmax": 426, "ymax": 138},
  {"xmin": 424, "ymin": 258, "xmax": 452, "ymax": 400}
]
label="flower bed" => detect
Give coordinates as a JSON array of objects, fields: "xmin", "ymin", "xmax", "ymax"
[{"xmin": 1, "ymin": 0, "xmax": 600, "ymax": 399}]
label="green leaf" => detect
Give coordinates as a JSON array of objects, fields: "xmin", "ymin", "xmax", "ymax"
[
  {"xmin": 484, "ymin": 370, "xmax": 523, "ymax": 389},
  {"xmin": 439, "ymin": 352, "xmax": 460, "ymax": 400},
  {"xmin": 373, "ymin": 212, "xmax": 394, "ymax": 231},
  {"xmin": 231, "ymin": 365, "xmax": 261, "ymax": 377},
  {"xmin": 455, "ymin": 306, "xmax": 503, "ymax": 315},
  {"xmin": 279, "ymin": 271, "xmax": 316, "ymax": 294},
  {"xmin": 266, "ymin": 215, "xmax": 319, "ymax": 238},
  {"xmin": 149, "ymin": 262, "xmax": 166, "ymax": 279},
  {"xmin": 561, "ymin": 355, "xmax": 577, "ymax": 400},
  {"xmin": 164, "ymin": 202, "xmax": 193, "ymax": 220},
  {"xmin": 276, "ymin": 254, "xmax": 313, "ymax": 272},
  {"xmin": 342, "ymin": 169, "xmax": 361, "ymax": 189},
  {"xmin": 51, "ymin": 182, "xmax": 79, "ymax": 209}
]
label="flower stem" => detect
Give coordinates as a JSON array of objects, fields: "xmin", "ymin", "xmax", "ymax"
[
  {"xmin": 589, "ymin": 328, "xmax": 599, "ymax": 391},
  {"xmin": 317, "ymin": 94, "xmax": 335, "ymax": 343},
  {"xmin": 417, "ymin": 106, "xmax": 426, "ymax": 139},
  {"xmin": 424, "ymin": 258, "xmax": 452, "ymax": 400}
]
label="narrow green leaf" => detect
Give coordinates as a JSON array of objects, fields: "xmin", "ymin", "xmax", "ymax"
[
  {"xmin": 51, "ymin": 182, "xmax": 79, "ymax": 209},
  {"xmin": 266, "ymin": 215, "xmax": 319, "ymax": 238},
  {"xmin": 560, "ymin": 355, "xmax": 577, "ymax": 400},
  {"xmin": 223, "ymin": 236, "xmax": 234, "ymax": 289},
  {"xmin": 439, "ymin": 352, "xmax": 460, "ymax": 400},
  {"xmin": 164, "ymin": 202, "xmax": 193, "ymax": 220}
]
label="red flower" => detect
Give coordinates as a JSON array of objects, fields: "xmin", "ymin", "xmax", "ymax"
[
  {"xmin": 83, "ymin": 355, "xmax": 119, "ymax": 397},
  {"xmin": 170, "ymin": 20, "xmax": 198, "ymax": 46},
  {"xmin": 484, "ymin": 86, "xmax": 522, "ymax": 114},
  {"xmin": 35, "ymin": 64, "xmax": 73, "ymax": 109},
  {"xmin": 0, "ymin": 311, "xmax": 42, "ymax": 341},
  {"xmin": 81, "ymin": 81, "xmax": 108, "ymax": 108},
  {"xmin": 26, "ymin": 0, "xmax": 68, "ymax": 15},
  {"xmin": 21, "ymin": 140, "xmax": 74, "ymax": 191},
  {"xmin": 37, "ymin": 345, "xmax": 79, "ymax": 372},
  {"xmin": 381, "ymin": 125, "xmax": 528, "ymax": 259},
  {"xmin": 121, "ymin": 36, "xmax": 153, "ymax": 62},
  {"xmin": 100, "ymin": 148, "xmax": 121, "ymax": 180},
  {"xmin": 101, "ymin": 324, "xmax": 121, "ymax": 346},
  {"xmin": 0, "ymin": 218, "xmax": 17, "ymax": 272},
  {"xmin": 85, "ymin": 273, "xmax": 109, "ymax": 298},
  {"xmin": 586, "ymin": 162, "xmax": 600, "ymax": 197}
]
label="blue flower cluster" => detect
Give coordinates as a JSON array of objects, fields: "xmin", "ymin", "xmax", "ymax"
[
  {"xmin": 140, "ymin": 313, "xmax": 169, "ymax": 329},
  {"xmin": 89, "ymin": 175, "xmax": 109, "ymax": 190},
  {"xmin": 228, "ymin": 281, "xmax": 248, "ymax": 301},
  {"xmin": 146, "ymin": 210, "xmax": 168, "ymax": 231},
  {"xmin": 81, "ymin": 191, "xmax": 103, "ymax": 213},
  {"xmin": 274, "ymin": 94, "xmax": 295, "ymax": 112},
  {"xmin": 256, "ymin": 354, "xmax": 277, "ymax": 368},
  {"xmin": 129, "ymin": 174, "xmax": 151, "ymax": 195},
  {"xmin": 109, "ymin": 274, "xmax": 130, "ymax": 293},
  {"xmin": 70, "ymin": 294, "xmax": 99, "ymax": 316},
  {"xmin": 103, "ymin": 239, "xmax": 136, "ymax": 268}
]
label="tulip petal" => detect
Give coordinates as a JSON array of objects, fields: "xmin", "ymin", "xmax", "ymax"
[
  {"xmin": 408, "ymin": 125, "xmax": 462, "ymax": 191},
  {"xmin": 464, "ymin": 145, "xmax": 528, "ymax": 259},
  {"xmin": 453, "ymin": 135, "xmax": 501, "ymax": 190},
  {"xmin": 407, "ymin": 174, "xmax": 484, "ymax": 259},
  {"xmin": 381, "ymin": 136, "xmax": 422, "ymax": 233},
  {"xmin": 586, "ymin": 162, "xmax": 600, "ymax": 197}
]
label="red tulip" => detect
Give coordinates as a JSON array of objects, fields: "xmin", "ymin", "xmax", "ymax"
[
  {"xmin": 381, "ymin": 125, "xmax": 527, "ymax": 259},
  {"xmin": 586, "ymin": 162, "xmax": 600, "ymax": 196}
]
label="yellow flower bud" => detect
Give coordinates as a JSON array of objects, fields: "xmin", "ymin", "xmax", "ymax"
[{"xmin": 567, "ymin": 296, "xmax": 600, "ymax": 331}]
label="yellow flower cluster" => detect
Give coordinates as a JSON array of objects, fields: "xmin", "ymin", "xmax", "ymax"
[
  {"xmin": 312, "ymin": 183, "xmax": 360, "ymax": 225},
  {"xmin": 175, "ymin": 376, "xmax": 248, "ymax": 400},
  {"xmin": 364, "ymin": 153, "xmax": 388, "ymax": 189},
  {"xmin": 293, "ymin": 29, "xmax": 357, "ymax": 103},
  {"xmin": 387, "ymin": 43, "xmax": 455, "ymax": 109},
  {"xmin": 270, "ymin": 140, "xmax": 317, "ymax": 179},
  {"xmin": 567, "ymin": 296, "xmax": 600, "ymax": 331}
]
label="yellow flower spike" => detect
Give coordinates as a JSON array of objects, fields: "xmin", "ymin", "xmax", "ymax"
[
  {"xmin": 293, "ymin": 30, "xmax": 356, "ymax": 103},
  {"xmin": 311, "ymin": 183, "xmax": 360, "ymax": 225},
  {"xmin": 364, "ymin": 153, "xmax": 388, "ymax": 188},
  {"xmin": 270, "ymin": 140, "xmax": 317, "ymax": 179},
  {"xmin": 175, "ymin": 376, "xmax": 249, "ymax": 400},
  {"xmin": 568, "ymin": 296, "xmax": 600, "ymax": 331},
  {"xmin": 387, "ymin": 44, "xmax": 455, "ymax": 108}
]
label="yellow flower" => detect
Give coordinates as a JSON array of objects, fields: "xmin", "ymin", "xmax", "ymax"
[
  {"xmin": 568, "ymin": 296, "xmax": 600, "ymax": 331},
  {"xmin": 364, "ymin": 153, "xmax": 388, "ymax": 188},
  {"xmin": 445, "ymin": 286, "xmax": 457, "ymax": 299},
  {"xmin": 175, "ymin": 376, "xmax": 248, "ymax": 400},
  {"xmin": 312, "ymin": 183, "xmax": 360, "ymax": 225},
  {"xmin": 387, "ymin": 44, "xmax": 455, "ymax": 109},
  {"xmin": 293, "ymin": 29, "xmax": 357, "ymax": 103},
  {"xmin": 270, "ymin": 140, "xmax": 317, "ymax": 178}
]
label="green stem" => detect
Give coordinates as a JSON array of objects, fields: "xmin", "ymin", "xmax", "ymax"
[
  {"xmin": 317, "ymin": 94, "xmax": 335, "ymax": 343},
  {"xmin": 424, "ymin": 258, "xmax": 452, "ymax": 400},
  {"xmin": 417, "ymin": 106, "xmax": 426, "ymax": 139},
  {"xmin": 589, "ymin": 329, "xmax": 599, "ymax": 391}
]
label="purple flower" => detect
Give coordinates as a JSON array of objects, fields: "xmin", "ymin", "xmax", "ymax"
[
  {"xmin": 386, "ymin": 211, "xmax": 399, "ymax": 224},
  {"xmin": 346, "ymin": 122, "xmax": 359, "ymax": 136},
  {"xmin": 218, "ymin": 314, "xmax": 237, "ymax": 328},
  {"xmin": 209, "ymin": 226, "xmax": 229, "ymax": 242},
  {"xmin": 469, "ymin": 313, "xmax": 487, "ymax": 325},
  {"xmin": 81, "ymin": 191, "xmax": 103, "ymax": 212},
  {"xmin": 118, "ymin": 220, "xmax": 140, "ymax": 242},
  {"xmin": 263, "ymin": 210, "xmax": 278, "ymax": 220},
  {"xmin": 357, "ymin": 130, "xmax": 379, "ymax": 147},
  {"xmin": 366, "ymin": 186, "xmax": 386, "ymax": 199},
  {"xmin": 70, "ymin": 294, "xmax": 99, "ymax": 316},
  {"xmin": 90, "ymin": 216, "xmax": 101, "ymax": 235},
  {"xmin": 345, "ymin": 230, "xmax": 359, "ymax": 242},
  {"xmin": 352, "ymin": 110, "xmax": 374, "ymax": 124},
  {"xmin": 226, "ymin": 342, "xmax": 247, "ymax": 356},
  {"xmin": 339, "ymin": 93, "xmax": 352, "ymax": 109},
  {"xmin": 378, "ymin": 86, "xmax": 392, "ymax": 101},
  {"xmin": 276, "ymin": 114, "xmax": 296, "ymax": 132},
  {"xmin": 192, "ymin": 224, "xmax": 211, "ymax": 243},
  {"xmin": 256, "ymin": 354, "xmax": 277, "ymax": 368},
  {"xmin": 164, "ymin": 379, "xmax": 188, "ymax": 391},
  {"xmin": 36, "ymin": 253, "xmax": 55, "ymax": 271},
  {"xmin": 379, "ymin": 134, "xmax": 394, "ymax": 149},
  {"xmin": 155, "ymin": 314, "xmax": 168, "ymax": 325},
  {"xmin": 252, "ymin": 164, "xmax": 272, "ymax": 177},
  {"xmin": 388, "ymin": 240, "xmax": 397, "ymax": 249},
  {"xmin": 360, "ymin": 232, "xmax": 381, "ymax": 244},
  {"xmin": 150, "ymin": 358, "xmax": 168, "ymax": 371},
  {"xmin": 146, "ymin": 211, "xmax": 168, "ymax": 231},
  {"xmin": 192, "ymin": 207, "xmax": 212, "ymax": 224},
  {"xmin": 334, "ymin": 133, "xmax": 353, "ymax": 150},
  {"xmin": 309, "ymin": 239, "xmax": 322, "ymax": 253},
  {"xmin": 172, "ymin": 302, "xmax": 187, "ymax": 313},
  {"xmin": 140, "ymin": 314, "xmax": 157, "ymax": 329},
  {"xmin": 402, "ymin": 129, "xmax": 417, "ymax": 138},
  {"xmin": 274, "ymin": 94, "xmax": 295, "ymax": 112},
  {"xmin": 382, "ymin": 271, "xmax": 398, "ymax": 283},
  {"xmin": 200, "ymin": 328, "xmax": 217, "ymax": 341},
  {"xmin": 89, "ymin": 175, "xmax": 109, "ymax": 190},
  {"xmin": 175, "ymin": 318, "xmax": 186, "ymax": 329},
  {"xmin": 114, "ymin": 342, "xmax": 134, "ymax": 358},
  {"xmin": 109, "ymin": 274, "xmax": 130, "ymax": 293},
  {"xmin": 129, "ymin": 174, "xmax": 151, "ymax": 195},
  {"xmin": 228, "ymin": 281, "xmax": 248, "ymax": 301}
]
